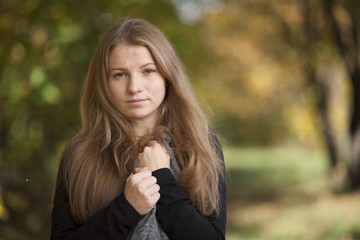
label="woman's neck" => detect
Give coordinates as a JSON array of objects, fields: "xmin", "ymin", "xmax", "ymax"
[{"xmin": 132, "ymin": 121, "xmax": 154, "ymax": 138}]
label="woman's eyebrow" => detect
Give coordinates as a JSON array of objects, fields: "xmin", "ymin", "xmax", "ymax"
[
  {"xmin": 140, "ymin": 62, "xmax": 156, "ymax": 68},
  {"xmin": 109, "ymin": 62, "xmax": 156, "ymax": 72},
  {"xmin": 109, "ymin": 67, "xmax": 126, "ymax": 71}
]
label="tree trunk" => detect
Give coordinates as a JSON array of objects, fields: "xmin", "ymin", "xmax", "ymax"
[
  {"xmin": 349, "ymin": 69, "xmax": 360, "ymax": 188},
  {"xmin": 302, "ymin": 0, "xmax": 339, "ymax": 169},
  {"xmin": 324, "ymin": 0, "xmax": 360, "ymax": 189}
]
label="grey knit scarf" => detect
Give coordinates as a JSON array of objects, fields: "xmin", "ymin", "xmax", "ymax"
[{"xmin": 127, "ymin": 138, "xmax": 181, "ymax": 240}]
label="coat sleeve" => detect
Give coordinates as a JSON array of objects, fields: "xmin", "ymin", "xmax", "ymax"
[
  {"xmin": 50, "ymin": 167, "xmax": 143, "ymax": 240},
  {"xmin": 152, "ymin": 138, "xmax": 226, "ymax": 240}
]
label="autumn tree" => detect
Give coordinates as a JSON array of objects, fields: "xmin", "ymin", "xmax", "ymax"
[{"xmin": 199, "ymin": 0, "xmax": 360, "ymax": 190}]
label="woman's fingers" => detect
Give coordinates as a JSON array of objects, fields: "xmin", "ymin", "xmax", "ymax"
[
  {"xmin": 124, "ymin": 169, "xmax": 160, "ymax": 215},
  {"xmin": 129, "ymin": 168, "xmax": 151, "ymax": 183},
  {"xmin": 125, "ymin": 140, "xmax": 170, "ymax": 214},
  {"xmin": 145, "ymin": 181, "xmax": 160, "ymax": 195},
  {"xmin": 150, "ymin": 191, "xmax": 160, "ymax": 203},
  {"xmin": 138, "ymin": 141, "xmax": 170, "ymax": 171},
  {"xmin": 135, "ymin": 175, "xmax": 157, "ymax": 191}
]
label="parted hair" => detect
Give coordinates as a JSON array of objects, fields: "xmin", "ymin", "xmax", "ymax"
[{"xmin": 55, "ymin": 17, "xmax": 224, "ymax": 223}]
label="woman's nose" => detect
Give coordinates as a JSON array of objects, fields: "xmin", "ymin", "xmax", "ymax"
[{"xmin": 127, "ymin": 75, "xmax": 143, "ymax": 94}]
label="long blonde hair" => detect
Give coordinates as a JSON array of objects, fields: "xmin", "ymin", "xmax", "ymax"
[{"xmin": 56, "ymin": 17, "xmax": 224, "ymax": 223}]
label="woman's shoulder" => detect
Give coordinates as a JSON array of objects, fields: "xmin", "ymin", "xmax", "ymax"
[
  {"xmin": 54, "ymin": 134, "xmax": 85, "ymax": 198},
  {"xmin": 208, "ymin": 132, "xmax": 224, "ymax": 162},
  {"xmin": 56, "ymin": 134, "xmax": 86, "ymax": 177},
  {"xmin": 61, "ymin": 133, "xmax": 87, "ymax": 159},
  {"xmin": 209, "ymin": 132, "xmax": 223, "ymax": 148}
]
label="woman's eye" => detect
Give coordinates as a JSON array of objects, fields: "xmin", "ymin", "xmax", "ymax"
[
  {"xmin": 144, "ymin": 69, "xmax": 155, "ymax": 74},
  {"xmin": 114, "ymin": 72, "xmax": 127, "ymax": 78}
]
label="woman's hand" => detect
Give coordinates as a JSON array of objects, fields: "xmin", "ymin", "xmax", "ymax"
[
  {"xmin": 124, "ymin": 167, "xmax": 160, "ymax": 215},
  {"xmin": 137, "ymin": 141, "xmax": 170, "ymax": 172}
]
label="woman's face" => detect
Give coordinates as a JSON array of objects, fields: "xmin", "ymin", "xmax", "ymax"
[{"xmin": 108, "ymin": 44, "xmax": 166, "ymax": 131}]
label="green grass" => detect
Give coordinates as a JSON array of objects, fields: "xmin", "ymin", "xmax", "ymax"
[{"xmin": 224, "ymin": 146, "xmax": 360, "ymax": 240}]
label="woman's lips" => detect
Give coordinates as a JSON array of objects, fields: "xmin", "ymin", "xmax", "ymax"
[{"xmin": 127, "ymin": 99, "xmax": 148, "ymax": 106}]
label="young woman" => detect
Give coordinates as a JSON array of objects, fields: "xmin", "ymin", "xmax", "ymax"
[{"xmin": 50, "ymin": 17, "xmax": 226, "ymax": 240}]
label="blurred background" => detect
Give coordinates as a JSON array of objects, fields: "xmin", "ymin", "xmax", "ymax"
[{"xmin": 1, "ymin": 0, "xmax": 360, "ymax": 239}]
